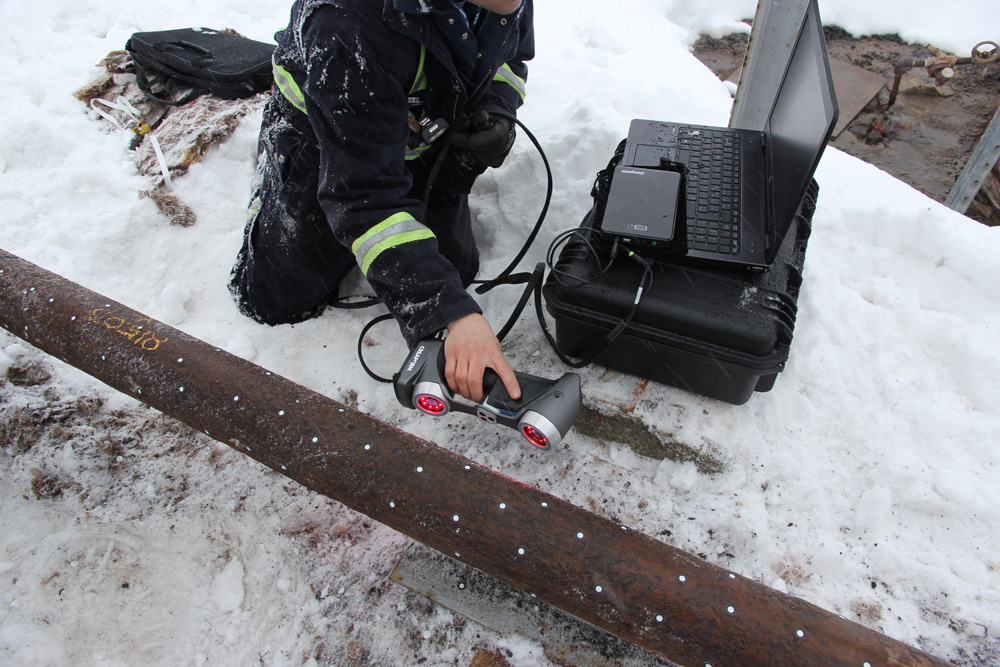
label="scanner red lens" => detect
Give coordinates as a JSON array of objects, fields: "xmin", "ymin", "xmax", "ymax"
[
  {"xmin": 416, "ymin": 395, "xmax": 447, "ymax": 415},
  {"xmin": 521, "ymin": 424, "xmax": 549, "ymax": 449}
]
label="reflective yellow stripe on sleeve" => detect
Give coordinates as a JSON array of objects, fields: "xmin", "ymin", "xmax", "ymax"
[
  {"xmin": 492, "ymin": 63, "xmax": 526, "ymax": 101},
  {"xmin": 352, "ymin": 212, "xmax": 435, "ymax": 276},
  {"xmin": 273, "ymin": 55, "xmax": 308, "ymax": 114}
]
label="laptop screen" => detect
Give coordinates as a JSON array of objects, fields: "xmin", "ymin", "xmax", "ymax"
[{"xmin": 764, "ymin": 0, "xmax": 839, "ymax": 260}]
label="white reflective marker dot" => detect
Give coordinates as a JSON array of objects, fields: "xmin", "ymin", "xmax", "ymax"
[
  {"xmin": 656, "ymin": 614, "xmax": 664, "ymax": 623},
  {"xmin": 541, "ymin": 502, "xmax": 549, "ymax": 508},
  {"xmin": 595, "ymin": 585, "xmax": 604, "ymax": 593},
  {"xmin": 452, "ymin": 514, "xmax": 460, "ymax": 522},
  {"xmin": 416, "ymin": 467, "xmax": 424, "ymax": 473},
  {"xmin": 576, "ymin": 532, "xmax": 585, "ymax": 539},
  {"xmin": 179, "ymin": 387, "xmax": 185, "ymax": 392},
  {"xmin": 678, "ymin": 575, "xmax": 687, "ymax": 583},
  {"xmin": 728, "ymin": 573, "xmax": 736, "ymax": 579},
  {"xmin": 311, "ymin": 437, "xmax": 319, "ymax": 443},
  {"xmin": 464, "ymin": 465, "xmax": 472, "ymax": 470},
  {"xmin": 389, "ymin": 501, "xmax": 396, "ymax": 508},
  {"xmin": 517, "ymin": 547, "xmax": 525, "ymax": 555},
  {"xmin": 796, "ymin": 629, "xmax": 805, "ymax": 639},
  {"xmin": 364, "ymin": 444, "xmax": 372, "ymax": 451},
  {"xmin": 278, "ymin": 410, "xmax": 285, "ymax": 416},
  {"xmin": 233, "ymin": 396, "xmax": 240, "ymax": 402},
  {"xmin": 499, "ymin": 503, "xmax": 507, "ymax": 510}
]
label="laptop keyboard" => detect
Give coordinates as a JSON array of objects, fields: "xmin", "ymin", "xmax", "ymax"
[{"xmin": 676, "ymin": 128, "xmax": 741, "ymax": 255}]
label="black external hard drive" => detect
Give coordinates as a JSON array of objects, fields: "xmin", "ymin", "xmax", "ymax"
[{"xmin": 599, "ymin": 166, "xmax": 682, "ymax": 251}]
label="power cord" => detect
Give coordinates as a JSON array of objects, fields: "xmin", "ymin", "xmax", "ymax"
[
  {"xmin": 354, "ymin": 115, "xmax": 554, "ymax": 381},
  {"xmin": 534, "ymin": 243, "xmax": 653, "ymax": 369},
  {"xmin": 352, "ymin": 117, "xmax": 655, "ymax": 382}
]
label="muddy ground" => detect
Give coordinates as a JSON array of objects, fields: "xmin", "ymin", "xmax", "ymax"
[{"xmin": 692, "ymin": 27, "xmax": 1000, "ymax": 226}]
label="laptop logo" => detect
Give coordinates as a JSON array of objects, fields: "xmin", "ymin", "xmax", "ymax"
[
  {"xmin": 620, "ymin": 169, "xmax": 645, "ymax": 176},
  {"xmin": 628, "ymin": 224, "xmax": 649, "ymax": 231}
]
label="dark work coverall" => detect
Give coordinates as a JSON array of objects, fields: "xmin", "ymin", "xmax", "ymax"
[{"xmin": 229, "ymin": 0, "xmax": 534, "ymax": 347}]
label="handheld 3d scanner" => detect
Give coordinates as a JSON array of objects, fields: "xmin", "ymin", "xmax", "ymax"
[{"xmin": 393, "ymin": 338, "xmax": 582, "ymax": 450}]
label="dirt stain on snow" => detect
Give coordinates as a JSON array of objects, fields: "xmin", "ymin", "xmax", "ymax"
[{"xmin": 574, "ymin": 404, "xmax": 723, "ymax": 474}]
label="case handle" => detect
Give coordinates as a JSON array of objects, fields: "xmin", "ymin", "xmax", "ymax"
[
  {"xmin": 133, "ymin": 65, "xmax": 203, "ymax": 107},
  {"xmin": 153, "ymin": 40, "xmax": 214, "ymax": 68}
]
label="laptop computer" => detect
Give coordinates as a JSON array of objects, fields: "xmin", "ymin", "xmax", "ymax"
[{"xmin": 600, "ymin": 0, "xmax": 839, "ymax": 269}]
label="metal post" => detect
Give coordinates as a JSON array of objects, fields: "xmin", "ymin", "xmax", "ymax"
[
  {"xmin": 944, "ymin": 104, "xmax": 1000, "ymax": 213},
  {"xmin": 729, "ymin": 0, "xmax": 808, "ymax": 131},
  {"xmin": 0, "ymin": 249, "xmax": 954, "ymax": 667}
]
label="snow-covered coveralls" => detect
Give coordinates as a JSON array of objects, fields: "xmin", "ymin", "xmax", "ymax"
[{"xmin": 229, "ymin": 0, "xmax": 534, "ymax": 347}]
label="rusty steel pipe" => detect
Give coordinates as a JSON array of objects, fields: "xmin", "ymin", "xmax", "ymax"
[
  {"xmin": 887, "ymin": 50, "xmax": 981, "ymax": 108},
  {"xmin": 0, "ymin": 248, "xmax": 954, "ymax": 667}
]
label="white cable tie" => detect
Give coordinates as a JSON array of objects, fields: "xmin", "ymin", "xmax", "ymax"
[
  {"xmin": 90, "ymin": 97, "xmax": 173, "ymax": 190},
  {"xmin": 148, "ymin": 134, "xmax": 174, "ymax": 190},
  {"xmin": 90, "ymin": 97, "xmax": 136, "ymax": 131},
  {"xmin": 115, "ymin": 95, "xmax": 143, "ymax": 119}
]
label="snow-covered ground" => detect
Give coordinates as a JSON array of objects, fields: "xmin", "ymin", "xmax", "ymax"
[{"xmin": 2, "ymin": 0, "xmax": 1000, "ymax": 665}]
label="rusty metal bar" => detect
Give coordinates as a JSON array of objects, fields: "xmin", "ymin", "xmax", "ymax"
[
  {"xmin": 887, "ymin": 55, "xmax": 973, "ymax": 109},
  {"xmin": 0, "ymin": 248, "xmax": 954, "ymax": 667},
  {"xmin": 887, "ymin": 41, "xmax": 998, "ymax": 109}
]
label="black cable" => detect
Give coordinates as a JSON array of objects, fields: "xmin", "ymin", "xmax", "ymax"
[
  {"xmin": 357, "ymin": 313, "xmax": 396, "ymax": 384},
  {"xmin": 354, "ymin": 114, "xmax": 653, "ymax": 381},
  {"xmin": 354, "ymin": 115, "xmax": 652, "ymax": 377},
  {"xmin": 494, "ymin": 262, "xmax": 545, "ymax": 343},
  {"xmin": 354, "ymin": 117, "xmax": 552, "ymax": 379},
  {"xmin": 544, "ymin": 225, "xmax": 618, "ymax": 290},
  {"xmin": 535, "ymin": 249, "xmax": 653, "ymax": 369},
  {"xmin": 474, "ymin": 118, "xmax": 552, "ymax": 295},
  {"xmin": 420, "ymin": 134, "xmax": 455, "ymax": 224},
  {"xmin": 330, "ymin": 295, "xmax": 381, "ymax": 310}
]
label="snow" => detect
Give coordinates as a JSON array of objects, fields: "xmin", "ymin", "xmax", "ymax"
[{"xmin": 2, "ymin": 0, "xmax": 1000, "ymax": 666}]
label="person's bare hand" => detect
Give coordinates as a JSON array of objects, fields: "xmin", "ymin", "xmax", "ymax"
[{"xmin": 444, "ymin": 313, "xmax": 521, "ymax": 403}]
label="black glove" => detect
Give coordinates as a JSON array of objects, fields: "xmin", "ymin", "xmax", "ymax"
[
  {"xmin": 450, "ymin": 110, "xmax": 516, "ymax": 169},
  {"xmin": 428, "ymin": 147, "xmax": 487, "ymax": 196}
]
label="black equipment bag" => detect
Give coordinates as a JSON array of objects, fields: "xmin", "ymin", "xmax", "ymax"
[{"xmin": 125, "ymin": 28, "xmax": 275, "ymax": 106}]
